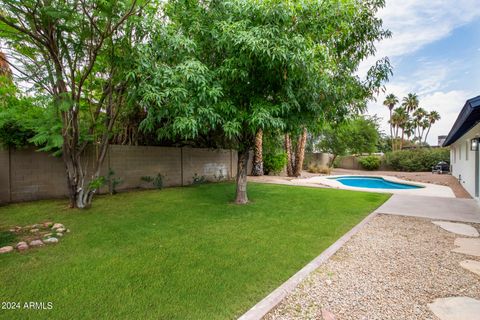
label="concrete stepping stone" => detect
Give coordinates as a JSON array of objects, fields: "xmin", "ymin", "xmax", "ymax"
[
  {"xmin": 452, "ymin": 238, "xmax": 480, "ymax": 257},
  {"xmin": 428, "ymin": 297, "xmax": 480, "ymax": 320},
  {"xmin": 432, "ymin": 221, "xmax": 479, "ymax": 237},
  {"xmin": 321, "ymin": 309, "xmax": 336, "ymax": 320},
  {"xmin": 460, "ymin": 260, "xmax": 480, "ymax": 276}
]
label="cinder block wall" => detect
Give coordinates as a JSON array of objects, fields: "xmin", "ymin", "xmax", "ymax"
[
  {"xmin": 9, "ymin": 147, "xmax": 67, "ymax": 202},
  {"xmin": 304, "ymin": 153, "xmax": 332, "ymax": 169},
  {"xmin": 0, "ymin": 145, "xmax": 237, "ymax": 204},
  {"xmin": 182, "ymin": 147, "xmax": 233, "ymax": 185},
  {"xmin": 0, "ymin": 149, "xmax": 10, "ymax": 202},
  {"xmin": 109, "ymin": 145, "xmax": 182, "ymax": 189}
]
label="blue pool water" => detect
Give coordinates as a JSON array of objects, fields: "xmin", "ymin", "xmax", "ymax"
[{"xmin": 332, "ymin": 176, "xmax": 422, "ymax": 189}]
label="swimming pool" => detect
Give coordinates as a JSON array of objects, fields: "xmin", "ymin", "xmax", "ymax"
[{"xmin": 331, "ymin": 176, "xmax": 423, "ymax": 189}]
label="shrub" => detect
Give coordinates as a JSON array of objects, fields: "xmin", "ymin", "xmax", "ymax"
[
  {"xmin": 385, "ymin": 148, "xmax": 449, "ymax": 172},
  {"xmin": 264, "ymin": 152, "xmax": 287, "ymax": 175},
  {"xmin": 307, "ymin": 163, "xmax": 332, "ymax": 174},
  {"xmin": 358, "ymin": 155, "xmax": 381, "ymax": 170},
  {"xmin": 106, "ymin": 168, "xmax": 123, "ymax": 195},
  {"xmin": 141, "ymin": 173, "xmax": 164, "ymax": 189},
  {"xmin": 192, "ymin": 173, "xmax": 207, "ymax": 185}
]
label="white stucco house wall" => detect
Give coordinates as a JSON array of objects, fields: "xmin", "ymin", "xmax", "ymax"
[{"xmin": 443, "ymin": 95, "xmax": 480, "ymax": 199}]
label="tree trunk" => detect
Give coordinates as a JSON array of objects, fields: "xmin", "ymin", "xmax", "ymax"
[
  {"xmin": 329, "ymin": 154, "xmax": 337, "ymax": 168},
  {"xmin": 235, "ymin": 149, "xmax": 249, "ymax": 204},
  {"xmin": 389, "ymin": 109, "xmax": 394, "ymax": 151},
  {"xmin": 424, "ymin": 126, "xmax": 431, "ymax": 145},
  {"xmin": 400, "ymin": 129, "xmax": 405, "ymax": 150},
  {"xmin": 284, "ymin": 133, "xmax": 294, "ymax": 176},
  {"xmin": 293, "ymin": 127, "xmax": 307, "ymax": 177},
  {"xmin": 251, "ymin": 129, "xmax": 264, "ymax": 176}
]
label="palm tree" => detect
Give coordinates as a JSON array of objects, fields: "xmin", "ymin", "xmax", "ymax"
[
  {"xmin": 402, "ymin": 93, "xmax": 419, "ymax": 115},
  {"xmin": 423, "ymin": 111, "xmax": 441, "ymax": 144},
  {"xmin": 391, "ymin": 107, "xmax": 408, "ymax": 150},
  {"xmin": 383, "ymin": 93, "xmax": 398, "ymax": 150},
  {"xmin": 0, "ymin": 50, "xmax": 12, "ymax": 78},
  {"xmin": 412, "ymin": 107, "xmax": 427, "ymax": 142},
  {"xmin": 251, "ymin": 129, "xmax": 263, "ymax": 176},
  {"xmin": 405, "ymin": 121, "xmax": 415, "ymax": 142}
]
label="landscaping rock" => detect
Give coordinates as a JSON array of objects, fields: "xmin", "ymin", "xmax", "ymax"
[
  {"xmin": 52, "ymin": 223, "xmax": 64, "ymax": 230},
  {"xmin": 29, "ymin": 240, "xmax": 44, "ymax": 247},
  {"xmin": 460, "ymin": 260, "xmax": 480, "ymax": 277},
  {"xmin": 43, "ymin": 222, "xmax": 53, "ymax": 228},
  {"xmin": 56, "ymin": 233, "xmax": 63, "ymax": 237},
  {"xmin": 428, "ymin": 297, "xmax": 480, "ymax": 320},
  {"xmin": 452, "ymin": 238, "xmax": 480, "ymax": 257},
  {"xmin": 0, "ymin": 246, "xmax": 14, "ymax": 254},
  {"xmin": 56, "ymin": 227, "xmax": 66, "ymax": 233},
  {"xmin": 432, "ymin": 221, "xmax": 479, "ymax": 237},
  {"xmin": 30, "ymin": 228, "xmax": 39, "ymax": 233},
  {"xmin": 43, "ymin": 237, "xmax": 58, "ymax": 244},
  {"xmin": 16, "ymin": 243, "xmax": 29, "ymax": 251}
]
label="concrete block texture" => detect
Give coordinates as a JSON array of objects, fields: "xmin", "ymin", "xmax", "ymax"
[
  {"xmin": 182, "ymin": 147, "xmax": 233, "ymax": 185},
  {"xmin": 0, "ymin": 148, "xmax": 10, "ymax": 202},
  {"xmin": 0, "ymin": 145, "xmax": 236, "ymax": 204}
]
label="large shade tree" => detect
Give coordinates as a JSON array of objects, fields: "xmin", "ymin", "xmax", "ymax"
[
  {"xmin": 136, "ymin": 0, "xmax": 391, "ymax": 203},
  {"xmin": 0, "ymin": 0, "xmax": 148, "ymax": 208}
]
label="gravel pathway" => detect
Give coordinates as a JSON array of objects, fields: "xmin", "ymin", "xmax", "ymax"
[{"xmin": 265, "ymin": 215, "xmax": 480, "ymax": 320}]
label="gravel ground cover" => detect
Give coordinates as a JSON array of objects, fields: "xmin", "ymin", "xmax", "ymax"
[{"xmin": 265, "ymin": 214, "xmax": 480, "ymax": 320}]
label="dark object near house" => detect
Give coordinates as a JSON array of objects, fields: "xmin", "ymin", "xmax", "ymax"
[{"xmin": 432, "ymin": 161, "xmax": 450, "ymax": 174}]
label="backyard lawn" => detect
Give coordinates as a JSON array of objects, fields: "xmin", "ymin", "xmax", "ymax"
[{"xmin": 0, "ymin": 183, "xmax": 389, "ymax": 320}]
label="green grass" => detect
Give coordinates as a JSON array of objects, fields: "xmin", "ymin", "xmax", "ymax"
[{"xmin": 0, "ymin": 183, "xmax": 389, "ymax": 320}]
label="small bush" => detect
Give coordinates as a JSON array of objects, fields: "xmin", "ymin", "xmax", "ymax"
[
  {"xmin": 385, "ymin": 148, "xmax": 449, "ymax": 172},
  {"xmin": 264, "ymin": 152, "xmax": 287, "ymax": 175},
  {"xmin": 192, "ymin": 173, "xmax": 207, "ymax": 185},
  {"xmin": 141, "ymin": 173, "xmax": 164, "ymax": 189},
  {"xmin": 307, "ymin": 163, "xmax": 332, "ymax": 174},
  {"xmin": 358, "ymin": 155, "xmax": 381, "ymax": 171},
  {"xmin": 106, "ymin": 168, "xmax": 123, "ymax": 195}
]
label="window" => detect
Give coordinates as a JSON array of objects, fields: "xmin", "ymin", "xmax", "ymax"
[{"xmin": 466, "ymin": 141, "xmax": 469, "ymax": 160}]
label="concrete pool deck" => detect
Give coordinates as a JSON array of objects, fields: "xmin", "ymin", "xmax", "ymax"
[
  {"xmin": 295, "ymin": 175, "xmax": 456, "ymax": 197},
  {"xmin": 375, "ymin": 194, "xmax": 480, "ymax": 223}
]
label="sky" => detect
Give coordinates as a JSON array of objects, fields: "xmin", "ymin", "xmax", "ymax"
[{"xmin": 362, "ymin": 0, "xmax": 480, "ymax": 145}]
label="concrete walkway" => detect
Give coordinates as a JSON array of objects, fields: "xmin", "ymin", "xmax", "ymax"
[{"xmin": 375, "ymin": 194, "xmax": 480, "ymax": 223}]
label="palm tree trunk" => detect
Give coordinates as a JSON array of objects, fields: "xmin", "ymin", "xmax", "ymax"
[
  {"xmin": 400, "ymin": 129, "xmax": 405, "ymax": 150},
  {"xmin": 293, "ymin": 127, "xmax": 307, "ymax": 177},
  {"xmin": 394, "ymin": 126, "xmax": 399, "ymax": 151},
  {"xmin": 251, "ymin": 129, "xmax": 264, "ymax": 176},
  {"xmin": 424, "ymin": 126, "xmax": 431, "ymax": 145},
  {"xmin": 389, "ymin": 109, "xmax": 394, "ymax": 151},
  {"xmin": 284, "ymin": 133, "xmax": 294, "ymax": 176}
]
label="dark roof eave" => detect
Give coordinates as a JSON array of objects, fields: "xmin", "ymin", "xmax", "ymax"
[{"xmin": 443, "ymin": 95, "xmax": 480, "ymax": 147}]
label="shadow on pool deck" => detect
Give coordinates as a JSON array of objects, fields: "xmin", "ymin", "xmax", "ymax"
[{"xmin": 374, "ymin": 194, "xmax": 480, "ymax": 223}]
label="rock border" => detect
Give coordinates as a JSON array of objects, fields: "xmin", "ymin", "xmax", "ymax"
[
  {"xmin": 237, "ymin": 210, "xmax": 379, "ymax": 320},
  {"xmin": 0, "ymin": 222, "xmax": 69, "ymax": 254}
]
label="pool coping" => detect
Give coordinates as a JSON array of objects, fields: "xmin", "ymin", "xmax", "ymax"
[
  {"xmin": 292, "ymin": 174, "xmax": 455, "ymax": 198},
  {"xmin": 237, "ymin": 209, "xmax": 380, "ymax": 320}
]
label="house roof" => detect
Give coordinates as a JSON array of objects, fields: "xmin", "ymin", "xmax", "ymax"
[{"xmin": 443, "ymin": 95, "xmax": 480, "ymax": 147}]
